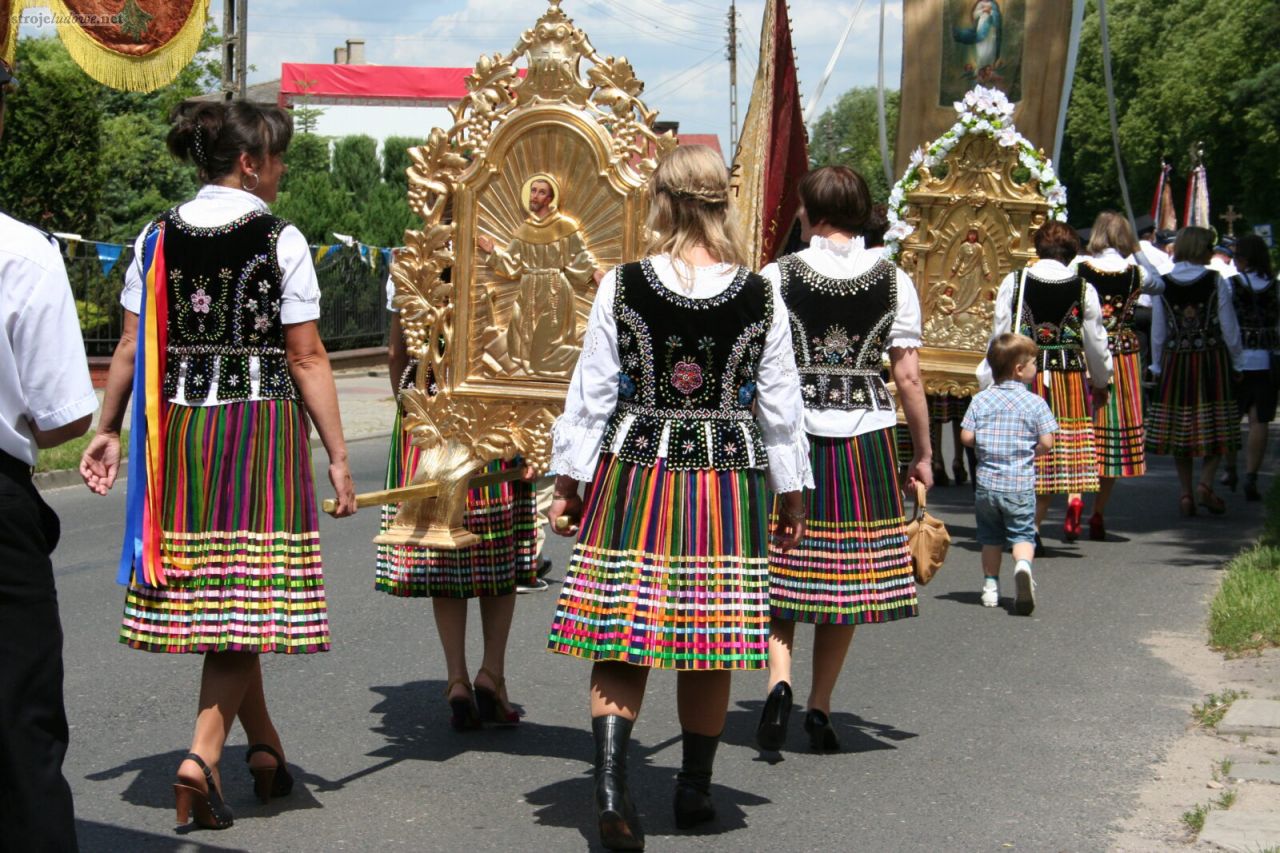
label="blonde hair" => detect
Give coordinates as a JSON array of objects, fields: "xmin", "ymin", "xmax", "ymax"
[
  {"xmin": 1173, "ymin": 227, "xmax": 1215, "ymax": 265},
  {"xmin": 645, "ymin": 145, "xmax": 747, "ymax": 274},
  {"xmin": 987, "ymin": 332, "xmax": 1038, "ymax": 381},
  {"xmin": 1087, "ymin": 210, "xmax": 1139, "ymax": 258}
]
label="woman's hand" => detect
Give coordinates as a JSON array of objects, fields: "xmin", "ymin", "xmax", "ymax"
[
  {"xmin": 772, "ymin": 491, "xmax": 806, "ymax": 552},
  {"xmin": 904, "ymin": 455, "xmax": 934, "ymax": 491},
  {"xmin": 328, "ymin": 459, "xmax": 357, "ymax": 518},
  {"xmin": 1090, "ymin": 385, "xmax": 1110, "ymax": 410},
  {"xmin": 79, "ymin": 432, "xmax": 122, "ymax": 496},
  {"xmin": 549, "ymin": 493, "xmax": 583, "ymax": 536}
]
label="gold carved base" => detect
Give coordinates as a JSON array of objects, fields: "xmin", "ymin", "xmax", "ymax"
[{"xmin": 919, "ymin": 346, "xmax": 982, "ymax": 398}]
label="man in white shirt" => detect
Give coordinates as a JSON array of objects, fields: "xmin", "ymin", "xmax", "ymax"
[
  {"xmin": 1132, "ymin": 215, "xmax": 1171, "ymax": 380},
  {"xmin": 0, "ymin": 58, "xmax": 98, "ymax": 852}
]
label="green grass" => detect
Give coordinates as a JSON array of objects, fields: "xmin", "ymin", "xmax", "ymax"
[
  {"xmin": 1191, "ymin": 689, "xmax": 1248, "ymax": 729},
  {"xmin": 1181, "ymin": 802, "xmax": 1210, "ymax": 836},
  {"xmin": 1208, "ymin": 478, "xmax": 1280, "ymax": 654},
  {"xmin": 35, "ymin": 431, "xmax": 127, "ymax": 474}
]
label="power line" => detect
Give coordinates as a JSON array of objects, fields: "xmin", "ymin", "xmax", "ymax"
[{"xmin": 645, "ymin": 47, "xmax": 725, "ymax": 100}]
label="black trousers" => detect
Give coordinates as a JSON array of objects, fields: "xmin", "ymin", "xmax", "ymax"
[{"xmin": 0, "ymin": 452, "xmax": 77, "ymax": 853}]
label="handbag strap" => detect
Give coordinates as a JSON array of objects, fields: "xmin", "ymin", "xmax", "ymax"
[{"xmin": 905, "ymin": 480, "xmax": 927, "ymax": 523}]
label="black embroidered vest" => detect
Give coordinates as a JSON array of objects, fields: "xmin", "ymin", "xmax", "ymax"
[
  {"xmin": 157, "ymin": 208, "xmax": 297, "ymax": 403},
  {"xmin": 1012, "ymin": 271, "xmax": 1087, "ymax": 372},
  {"xmin": 777, "ymin": 254, "xmax": 897, "ymax": 412},
  {"xmin": 1078, "ymin": 262, "xmax": 1142, "ymax": 355},
  {"xmin": 1158, "ymin": 270, "xmax": 1224, "ymax": 353},
  {"xmin": 1229, "ymin": 274, "xmax": 1279, "ymax": 352},
  {"xmin": 602, "ymin": 259, "xmax": 771, "ymax": 470}
]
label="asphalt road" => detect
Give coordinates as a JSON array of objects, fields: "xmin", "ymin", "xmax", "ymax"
[{"xmin": 45, "ymin": 437, "xmax": 1265, "ymax": 852}]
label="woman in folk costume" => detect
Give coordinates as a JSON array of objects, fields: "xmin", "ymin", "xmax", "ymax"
[
  {"xmin": 754, "ymin": 166, "xmax": 931, "ymax": 754},
  {"xmin": 1074, "ymin": 212, "xmax": 1161, "ymax": 539},
  {"xmin": 79, "ymin": 102, "xmax": 357, "ymax": 830},
  {"xmin": 546, "ymin": 145, "xmax": 811, "ymax": 850},
  {"xmin": 985, "ymin": 221, "xmax": 1112, "ymax": 551},
  {"xmin": 1220, "ymin": 234, "xmax": 1277, "ymax": 502},
  {"xmin": 1146, "ymin": 226, "xmax": 1244, "ymax": 515},
  {"xmin": 378, "ymin": 274, "xmax": 538, "ymax": 729}
]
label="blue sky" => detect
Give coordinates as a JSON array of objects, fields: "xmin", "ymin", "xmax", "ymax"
[{"xmin": 22, "ymin": 1, "xmax": 906, "ymax": 151}]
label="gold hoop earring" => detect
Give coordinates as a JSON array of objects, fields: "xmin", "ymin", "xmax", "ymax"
[{"xmin": 242, "ymin": 172, "xmax": 260, "ymax": 192}]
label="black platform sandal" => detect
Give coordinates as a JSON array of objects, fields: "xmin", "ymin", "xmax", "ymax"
[
  {"xmin": 246, "ymin": 743, "xmax": 294, "ymax": 804},
  {"xmin": 174, "ymin": 752, "xmax": 234, "ymax": 830}
]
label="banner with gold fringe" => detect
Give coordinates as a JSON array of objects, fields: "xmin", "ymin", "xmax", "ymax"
[
  {"xmin": 45, "ymin": 0, "xmax": 208, "ymax": 93},
  {"xmin": 1, "ymin": 0, "xmax": 18, "ymax": 68}
]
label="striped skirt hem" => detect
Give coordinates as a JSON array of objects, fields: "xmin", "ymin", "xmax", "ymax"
[
  {"xmin": 120, "ymin": 400, "xmax": 329, "ymax": 654},
  {"xmin": 768, "ymin": 429, "xmax": 917, "ymax": 625},
  {"xmin": 1146, "ymin": 347, "xmax": 1240, "ymax": 457},
  {"xmin": 1034, "ymin": 369, "xmax": 1099, "ymax": 494},
  {"xmin": 547, "ymin": 454, "xmax": 770, "ymax": 670}
]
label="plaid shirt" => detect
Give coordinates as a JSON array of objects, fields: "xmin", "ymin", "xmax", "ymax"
[{"xmin": 961, "ymin": 380, "xmax": 1058, "ymax": 492}]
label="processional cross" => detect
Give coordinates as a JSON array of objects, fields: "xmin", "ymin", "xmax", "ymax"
[{"xmin": 1220, "ymin": 204, "xmax": 1242, "ymax": 238}]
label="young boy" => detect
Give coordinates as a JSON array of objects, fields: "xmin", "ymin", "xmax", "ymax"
[{"xmin": 961, "ymin": 333, "xmax": 1058, "ymax": 615}]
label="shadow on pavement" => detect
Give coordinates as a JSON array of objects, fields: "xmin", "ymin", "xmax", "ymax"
[
  {"xmin": 723, "ymin": 699, "xmax": 918, "ymax": 759},
  {"xmin": 76, "ymin": 818, "xmax": 250, "ymax": 852},
  {"xmin": 86, "ymin": 747, "xmax": 324, "ymax": 819}
]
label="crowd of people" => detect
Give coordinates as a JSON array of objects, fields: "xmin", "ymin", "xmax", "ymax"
[{"xmin": 0, "ymin": 87, "xmax": 1272, "ymax": 852}]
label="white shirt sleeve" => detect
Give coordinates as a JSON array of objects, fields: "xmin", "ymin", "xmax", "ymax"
[
  {"xmin": 14, "ymin": 240, "xmax": 98, "ymax": 430},
  {"xmin": 278, "ymin": 225, "xmax": 321, "ymax": 324},
  {"xmin": 1216, "ymin": 274, "xmax": 1244, "ymax": 370},
  {"xmin": 1081, "ymin": 283, "xmax": 1114, "ymax": 389},
  {"xmin": 120, "ymin": 227, "xmax": 149, "ymax": 315},
  {"xmin": 385, "ymin": 275, "xmax": 397, "ymax": 312},
  {"xmin": 1150, "ymin": 294, "xmax": 1166, "ymax": 375},
  {"xmin": 549, "ymin": 269, "xmax": 621, "ymax": 481},
  {"xmin": 889, "ymin": 268, "xmax": 923, "ymax": 349},
  {"xmin": 755, "ymin": 276, "xmax": 813, "ymax": 493}
]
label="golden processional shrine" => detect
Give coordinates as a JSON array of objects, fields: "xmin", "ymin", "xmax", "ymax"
[{"xmin": 328, "ymin": 0, "xmax": 1074, "ymax": 545}]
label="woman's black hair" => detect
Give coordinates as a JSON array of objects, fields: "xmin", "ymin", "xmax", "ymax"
[{"xmin": 167, "ymin": 100, "xmax": 293, "ymax": 184}]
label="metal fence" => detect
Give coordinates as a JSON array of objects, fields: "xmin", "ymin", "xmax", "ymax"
[{"xmin": 65, "ymin": 242, "xmax": 390, "ymax": 357}]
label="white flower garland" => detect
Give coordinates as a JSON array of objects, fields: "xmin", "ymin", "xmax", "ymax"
[{"xmin": 884, "ymin": 86, "xmax": 1068, "ymax": 259}]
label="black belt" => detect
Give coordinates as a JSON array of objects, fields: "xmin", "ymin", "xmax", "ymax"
[{"xmin": 0, "ymin": 449, "xmax": 34, "ymax": 482}]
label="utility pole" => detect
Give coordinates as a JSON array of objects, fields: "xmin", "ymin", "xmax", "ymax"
[
  {"xmin": 727, "ymin": 2, "xmax": 738, "ymax": 156},
  {"xmin": 222, "ymin": 0, "xmax": 248, "ymax": 101}
]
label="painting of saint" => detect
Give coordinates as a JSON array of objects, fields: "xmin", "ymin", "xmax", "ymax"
[
  {"xmin": 476, "ymin": 173, "xmax": 602, "ymax": 377},
  {"xmin": 940, "ymin": 0, "xmax": 1025, "ymax": 105}
]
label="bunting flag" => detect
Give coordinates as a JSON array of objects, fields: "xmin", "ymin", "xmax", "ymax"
[
  {"xmin": 380, "ymin": 247, "xmax": 393, "ymax": 271},
  {"xmin": 1185, "ymin": 163, "xmax": 1210, "ymax": 229},
  {"xmin": 95, "ymin": 241, "xmax": 123, "ymax": 277},
  {"xmin": 313, "ymin": 244, "xmax": 341, "ymax": 265},
  {"xmin": 117, "ymin": 224, "xmax": 170, "ymax": 587},
  {"xmin": 729, "ymin": 0, "xmax": 809, "ymax": 269},
  {"xmin": 1151, "ymin": 160, "xmax": 1178, "ymax": 231},
  {"xmin": 42, "ymin": 0, "xmax": 209, "ymax": 92}
]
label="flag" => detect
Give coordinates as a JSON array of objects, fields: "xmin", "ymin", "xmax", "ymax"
[
  {"xmin": 1, "ymin": 0, "xmax": 18, "ymax": 68},
  {"xmin": 1185, "ymin": 163, "xmax": 1210, "ymax": 229},
  {"xmin": 96, "ymin": 242, "xmax": 124, "ymax": 277},
  {"xmin": 729, "ymin": 0, "xmax": 809, "ymax": 269},
  {"xmin": 1151, "ymin": 160, "xmax": 1177, "ymax": 231}
]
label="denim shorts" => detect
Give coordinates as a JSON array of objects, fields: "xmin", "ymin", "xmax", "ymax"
[{"xmin": 974, "ymin": 486, "xmax": 1037, "ymax": 547}]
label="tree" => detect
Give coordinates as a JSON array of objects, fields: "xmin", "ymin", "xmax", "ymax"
[
  {"xmin": 282, "ymin": 133, "xmax": 330, "ymax": 191},
  {"xmin": 1061, "ymin": 0, "xmax": 1280, "ymax": 229},
  {"xmin": 382, "ymin": 135, "xmax": 418, "ymax": 194},
  {"xmin": 809, "ymin": 87, "xmax": 901, "ymax": 203},
  {"xmin": 272, "ymin": 171, "xmax": 360, "ymax": 244},
  {"xmin": 97, "ymin": 113, "xmax": 197, "ymax": 242},
  {"xmin": 331, "ymin": 135, "xmax": 382, "ymax": 199},
  {"xmin": 0, "ymin": 37, "xmax": 102, "ymax": 234}
]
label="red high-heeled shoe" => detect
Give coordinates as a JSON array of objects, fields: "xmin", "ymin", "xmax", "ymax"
[
  {"xmin": 1063, "ymin": 497, "xmax": 1084, "ymax": 542},
  {"xmin": 1088, "ymin": 511, "xmax": 1105, "ymax": 541}
]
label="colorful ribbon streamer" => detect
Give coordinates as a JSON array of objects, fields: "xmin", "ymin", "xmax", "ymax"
[{"xmin": 117, "ymin": 223, "xmax": 169, "ymax": 587}]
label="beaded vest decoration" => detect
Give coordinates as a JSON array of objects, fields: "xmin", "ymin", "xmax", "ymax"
[
  {"xmin": 1158, "ymin": 270, "xmax": 1223, "ymax": 353},
  {"xmin": 1078, "ymin": 263, "xmax": 1142, "ymax": 355},
  {"xmin": 156, "ymin": 208, "xmax": 297, "ymax": 403},
  {"xmin": 1012, "ymin": 271, "xmax": 1087, "ymax": 372},
  {"xmin": 777, "ymin": 254, "xmax": 897, "ymax": 412},
  {"xmin": 1229, "ymin": 274, "xmax": 1279, "ymax": 352},
  {"xmin": 602, "ymin": 259, "xmax": 771, "ymax": 470}
]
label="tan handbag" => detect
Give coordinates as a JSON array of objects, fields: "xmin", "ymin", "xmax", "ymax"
[{"xmin": 904, "ymin": 482, "xmax": 950, "ymax": 586}]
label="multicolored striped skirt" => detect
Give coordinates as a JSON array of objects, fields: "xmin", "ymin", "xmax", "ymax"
[
  {"xmin": 768, "ymin": 429, "xmax": 917, "ymax": 625},
  {"xmin": 1094, "ymin": 350, "xmax": 1146, "ymax": 478},
  {"xmin": 928, "ymin": 393, "xmax": 971, "ymax": 423},
  {"xmin": 120, "ymin": 400, "xmax": 328, "ymax": 654},
  {"xmin": 547, "ymin": 453, "xmax": 770, "ymax": 670},
  {"xmin": 1033, "ymin": 369, "xmax": 1099, "ymax": 494},
  {"xmin": 1146, "ymin": 346, "xmax": 1240, "ymax": 457},
  {"xmin": 376, "ymin": 407, "xmax": 537, "ymax": 598}
]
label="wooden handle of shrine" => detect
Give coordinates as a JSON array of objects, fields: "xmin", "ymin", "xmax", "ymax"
[{"xmin": 322, "ymin": 466, "xmax": 528, "ymax": 516}]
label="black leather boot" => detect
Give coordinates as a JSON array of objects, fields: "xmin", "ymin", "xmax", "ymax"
[
  {"xmin": 593, "ymin": 715, "xmax": 644, "ymax": 851},
  {"xmin": 673, "ymin": 730, "xmax": 719, "ymax": 830}
]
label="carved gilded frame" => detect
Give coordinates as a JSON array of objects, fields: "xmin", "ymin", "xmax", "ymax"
[
  {"xmin": 896, "ymin": 133, "xmax": 1051, "ymax": 398},
  {"xmin": 383, "ymin": 1, "xmax": 674, "ymax": 547}
]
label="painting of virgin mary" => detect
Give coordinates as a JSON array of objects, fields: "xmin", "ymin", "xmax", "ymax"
[{"xmin": 940, "ymin": 0, "xmax": 1024, "ymax": 105}]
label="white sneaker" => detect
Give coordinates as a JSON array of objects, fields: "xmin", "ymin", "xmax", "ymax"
[
  {"xmin": 981, "ymin": 578, "xmax": 999, "ymax": 607},
  {"xmin": 1013, "ymin": 562, "xmax": 1036, "ymax": 616}
]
